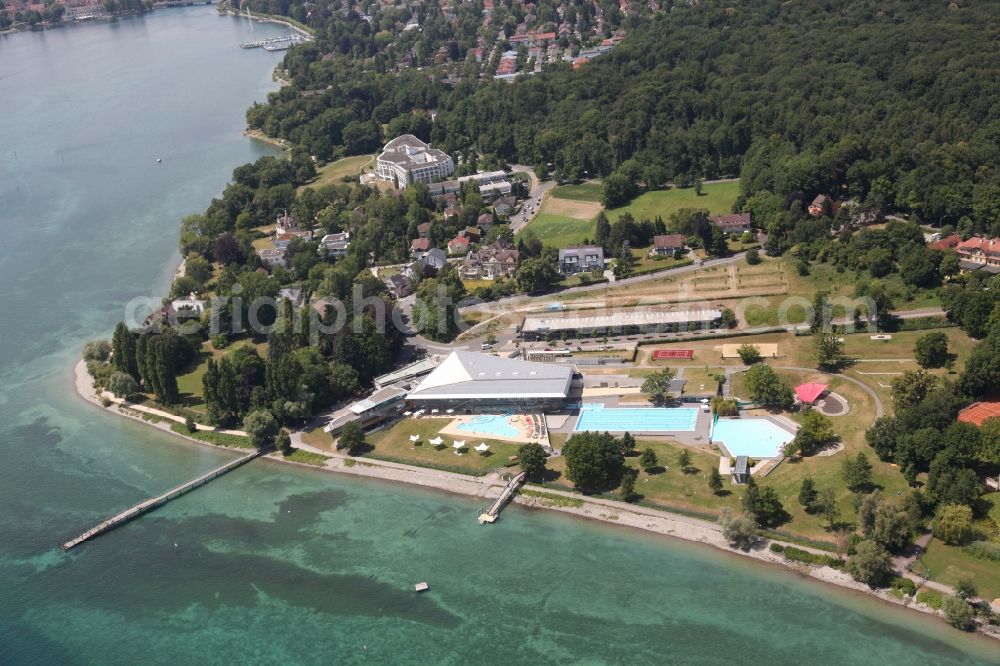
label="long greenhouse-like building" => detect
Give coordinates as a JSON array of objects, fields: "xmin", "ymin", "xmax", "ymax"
[
  {"xmin": 519, "ymin": 308, "xmax": 723, "ymax": 341},
  {"xmin": 405, "ymin": 351, "xmax": 572, "ymax": 413}
]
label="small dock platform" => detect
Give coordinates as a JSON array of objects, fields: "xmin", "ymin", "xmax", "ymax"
[
  {"xmin": 62, "ymin": 450, "xmax": 261, "ymax": 551},
  {"xmin": 240, "ymin": 34, "xmax": 307, "ymax": 50},
  {"xmin": 478, "ymin": 472, "xmax": 526, "ymax": 524},
  {"xmin": 414, "ymin": 582, "xmax": 429, "ymax": 592}
]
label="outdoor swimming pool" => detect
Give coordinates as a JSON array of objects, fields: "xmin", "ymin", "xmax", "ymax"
[
  {"xmin": 574, "ymin": 405, "xmax": 699, "ymax": 432},
  {"xmin": 455, "ymin": 415, "xmax": 519, "ymax": 438},
  {"xmin": 711, "ymin": 418, "xmax": 795, "ymax": 458}
]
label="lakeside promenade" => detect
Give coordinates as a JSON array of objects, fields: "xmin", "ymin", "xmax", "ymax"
[{"xmin": 72, "ymin": 359, "xmax": 999, "ymax": 639}]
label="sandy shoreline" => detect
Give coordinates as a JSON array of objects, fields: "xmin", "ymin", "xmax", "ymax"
[{"xmin": 71, "ymin": 359, "xmax": 1000, "ymax": 641}]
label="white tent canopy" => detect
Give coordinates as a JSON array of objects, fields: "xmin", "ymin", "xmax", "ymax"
[
  {"xmin": 474, "ymin": 443, "xmax": 490, "ymax": 453},
  {"xmin": 431, "ymin": 409, "xmax": 439, "ymax": 414},
  {"xmin": 452, "ymin": 440, "xmax": 466, "ymax": 449},
  {"xmin": 429, "ymin": 436, "xmax": 444, "ymax": 446},
  {"xmin": 409, "ymin": 434, "xmax": 421, "ymax": 442},
  {"xmin": 446, "ymin": 408, "xmax": 455, "ymax": 414},
  {"xmin": 403, "ymin": 411, "xmax": 413, "ymax": 416}
]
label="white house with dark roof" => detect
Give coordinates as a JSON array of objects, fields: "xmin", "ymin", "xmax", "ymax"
[
  {"xmin": 376, "ymin": 135, "xmax": 455, "ymax": 188},
  {"xmin": 559, "ymin": 245, "xmax": 605, "ymax": 275}
]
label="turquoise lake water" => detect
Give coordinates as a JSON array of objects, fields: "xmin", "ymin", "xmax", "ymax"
[{"xmin": 1, "ymin": 8, "xmax": 999, "ymax": 664}]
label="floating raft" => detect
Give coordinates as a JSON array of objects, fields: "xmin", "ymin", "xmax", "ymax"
[{"xmin": 414, "ymin": 582, "xmax": 429, "ymax": 592}]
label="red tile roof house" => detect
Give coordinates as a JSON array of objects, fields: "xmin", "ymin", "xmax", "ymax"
[
  {"xmin": 411, "ymin": 237, "xmax": 431, "ymax": 259},
  {"xmin": 927, "ymin": 234, "xmax": 961, "ymax": 251},
  {"xmin": 448, "ymin": 235, "xmax": 472, "ymax": 255},
  {"xmin": 709, "ymin": 213, "xmax": 751, "ymax": 235},
  {"xmin": 956, "ymin": 237, "xmax": 1000, "ymax": 273},
  {"xmin": 651, "ymin": 234, "xmax": 686, "ymax": 256}
]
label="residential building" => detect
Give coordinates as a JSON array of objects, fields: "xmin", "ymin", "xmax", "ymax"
[
  {"xmin": 559, "ymin": 245, "xmax": 605, "ymax": 275},
  {"xmin": 448, "ymin": 235, "xmax": 472, "ymax": 255},
  {"xmin": 493, "ymin": 196, "xmax": 516, "ymax": 217},
  {"xmin": 274, "ymin": 231, "xmax": 312, "ymax": 249},
  {"xmin": 425, "ymin": 248, "xmax": 448, "ymax": 270},
  {"xmin": 928, "ymin": 234, "xmax": 961, "ymax": 251},
  {"xmin": 808, "ymin": 195, "xmax": 829, "ymax": 217},
  {"xmin": 461, "ymin": 240, "xmax": 519, "ymax": 280},
  {"xmin": 278, "ymin": 287, "xmax": 303, "ymax": 307},
  {"xmin": 457, "ymin": 170, "xmax": 507, "ymax": 187},
  {"xmin": 275, "ymin": 212, "xmax": 302, "ymax": 236},
  {"xmin": 171, "ymin": 295, "xmax": 206, "ymax": 315},
  {"xmin": 384, "ymin": 274, "xmax": 412, "ymax": 299},
  {"xmin": 651, "ymin": 234, "xmax": 686, "ymax": 256},
  {"xmin": 956, "ymin": 236, "xmax": 1000, "ymax": 273},
  {"xmin": 320, "ymin": 232, "xmax": 351, "ymax": 258},
  {"xmin": 416, "ymin": 222, "xmax": 432, "ymax": 238},
  {"xmin": 411, "ymin": 237, "xmax": 431, "ymax": 259},
  {"xmin": 463, "ymin": 226, "xmax": 482, "ymax": 243},
  {"xmin": 477, "ymin": 213, "xmax": 494, "ymax": 232},
  {"xmin": 709, "ymin": 213, "xmax": 751, "ymax": 235},
  {"xmin": 479, "ymin": 180, "xmax": 512, "ymax": 199},
  {"xmin": 427, "ymin": 180, "xmax": 461, "ymax": 198},
  {"xmin": 257, "ymin": 247, "xmax": 288, "ymax": 268},
  {"xmin": 375, "ymin": 134, "xmax": 455, "ymax": 189},
  {"xmin": 405, "ymin": 351, "xmax": 572, "ymax": 413}
]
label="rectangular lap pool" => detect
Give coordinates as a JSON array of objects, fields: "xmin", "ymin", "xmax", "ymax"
[
  {"xmin": 711, "ymin": 418, "xmax": 795, "ymax": 459},
  {"xmin": 574, "ymin": 404, "xmax": 698, "ymax": 433}
]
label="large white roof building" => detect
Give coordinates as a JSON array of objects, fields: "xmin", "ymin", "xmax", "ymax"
[
  {"xmin": 406, "ymin": 351, "xmax": 572, "ymax": 412},
  {"xmin": 376, "ymin": 135, "xmax": 455, "ymax": 188}
]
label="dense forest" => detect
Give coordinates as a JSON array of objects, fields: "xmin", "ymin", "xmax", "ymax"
[{"xmin": 248, "ymin": 0, "xmax": 999, "ymax": 229}]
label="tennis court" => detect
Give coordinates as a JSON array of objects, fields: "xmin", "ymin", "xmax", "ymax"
[{"xmin": 652, "ymin": 349, "xmax": 694, "ymax": 360}]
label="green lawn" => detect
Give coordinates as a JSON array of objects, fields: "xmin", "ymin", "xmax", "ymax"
[
  {"xmin": 527, "ymin": 213, "xmax": 597, "ymax": 247},
  {"xmin": 783, "ymin": 257, "xmax": 941, "ymax": 310},
  {"xmin": 546, "ymin": 438, "xmax": 740, "ymax": 518},
  {"xmin": 605, "ymin": 181, "xmax": 739, "ymax": 222},
  {"xmin": 304, "ymin": 418, "xmax": 523, "ymax": 476},
  {"xmin": 922, "ymin": 539, "xmax": 1000, "ymax": 602},
  {"xmin": 297, "ymin": 154, "xmax": 374, "ymax": 193},
  {"xmin": 176, "ymin": 338, "xmax": 269, "ymax": 412},
  {"xmin": 550, "ymin": 182, "xmax": 603, "ymax": 202}
]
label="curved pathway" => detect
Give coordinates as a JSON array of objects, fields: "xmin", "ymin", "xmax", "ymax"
[{"xmin": 775, "ymin": 365, "xmax": 884, "ymax": 420}]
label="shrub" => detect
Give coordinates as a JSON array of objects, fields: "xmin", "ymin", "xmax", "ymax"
[
  {"xmin": 83, "ymin": 339, "xmax": 112, "ymax": 363},
  {"xmin": 963, "ymin": 540, "xmax": 1000, "ymax": 561},
  {"xmin": 889, "ymin": 576, "xmax": 917, "ymax": 597},
  {"xmin": 745, "ymin": 248, "xmax": 761, "ymax": 265},
  {"xmin": 943, "ymin": 596, "xmax": 976, "ymax": 631},
  {"xmin": 782, "ymin": 546, "xmax": 840, "ymax": 567},
  {"xmin": 770, "ymin": 543, "xmax": 785, "ymax": 553},
  {"xmin": 916, "ymin": 589, "xmax": 945, "ymax": 610}
]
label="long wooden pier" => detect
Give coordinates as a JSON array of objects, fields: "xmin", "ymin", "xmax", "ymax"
[
  {"xmin": 62, "ymin": 450, "xmax": 262, "ymax": 551},
  {"xmin": 478, "ymin": 472, "xmax": 526, "ymax": 524}
]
